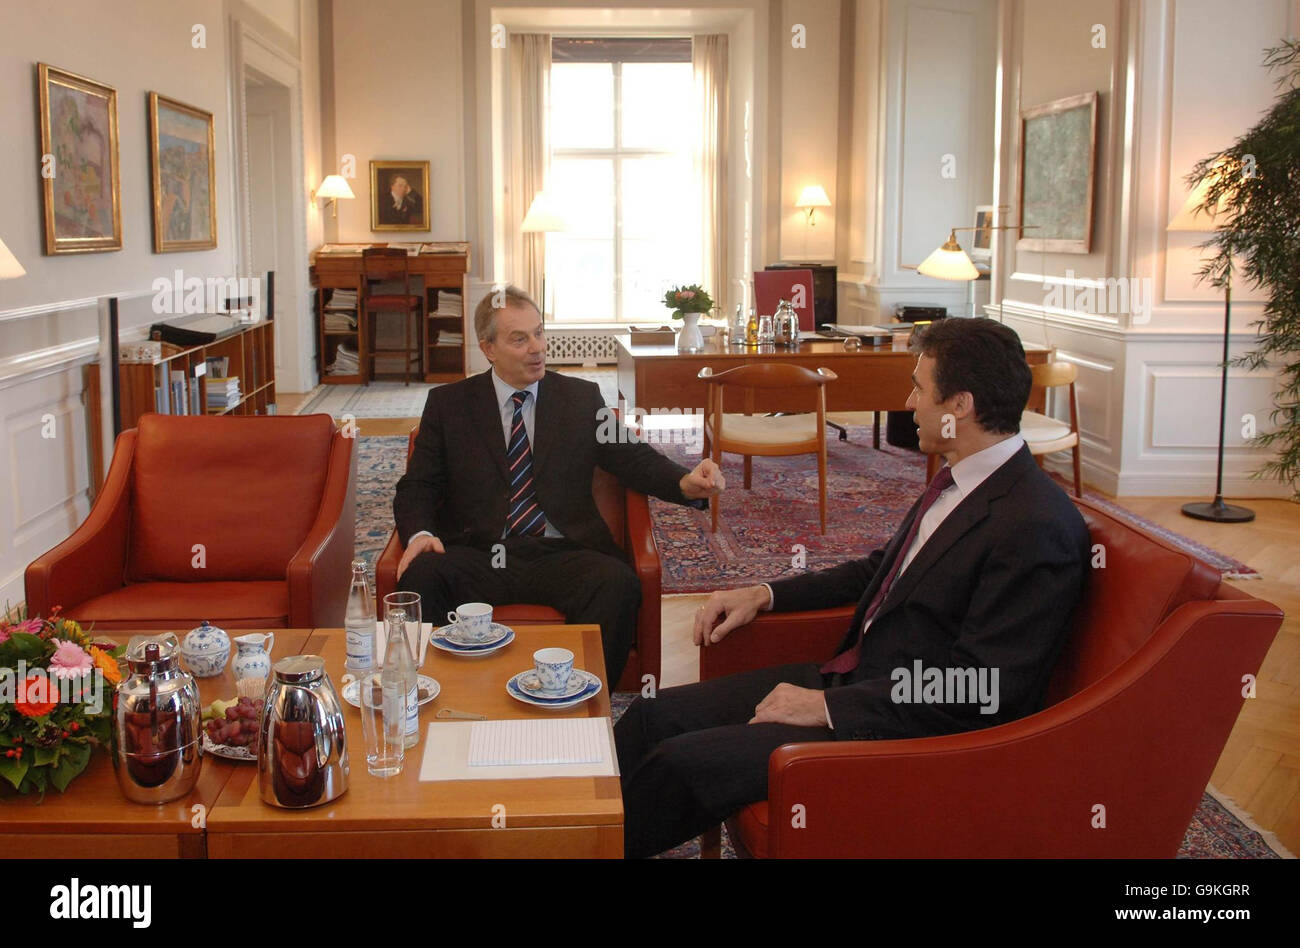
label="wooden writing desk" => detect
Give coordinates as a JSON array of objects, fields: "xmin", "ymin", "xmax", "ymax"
[
  {"xmin": 616, "ymin": 333, "xmax": 1052, "ymax": 416},
  {"xmin": 310, "ymin": 243, "xmax": 470, "ymax": 384},
  {"xmin": 206, "ymin": 626, "xmax": 621, "ymax": 859}
]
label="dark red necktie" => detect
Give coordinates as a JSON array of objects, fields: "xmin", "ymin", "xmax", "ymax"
[{"xmin": 821, "ymin": 465, "xmax": 955, "ymax": 675}]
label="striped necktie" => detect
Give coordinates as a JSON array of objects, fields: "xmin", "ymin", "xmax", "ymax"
[{"xmin": 505, "ymin": 390, "xmax": 548, "ymax": 537}]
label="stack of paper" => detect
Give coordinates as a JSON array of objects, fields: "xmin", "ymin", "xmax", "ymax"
[{"xmin": 206, "ymin": 376, "xmax": 241, "ymax": 410}]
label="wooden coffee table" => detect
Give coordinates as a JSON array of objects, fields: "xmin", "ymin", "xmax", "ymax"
[
  {"xmin": 205, "ymin": 625, "xmax": 622, "ymax": 858},
  {"xmin": 0, "ymin": 629, "xmax": 312, "ymax": 859}
]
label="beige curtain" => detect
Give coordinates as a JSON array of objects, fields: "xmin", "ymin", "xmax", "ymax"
[
  {"xmin": 693, "ymin": 35, "xmax": 729, "ymax": 311},
  {"xmin": 509, "ymin": 34, "xmax": 551, "ymax": 308}
]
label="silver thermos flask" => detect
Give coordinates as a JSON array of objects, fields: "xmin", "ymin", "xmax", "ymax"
[
  {"xmin": 258, "ymin": 655, "xmax": 350, "ymax": 808},
  {"xmin": 113, "ymin": 634, "xmax": 203, "ymax": 804}
]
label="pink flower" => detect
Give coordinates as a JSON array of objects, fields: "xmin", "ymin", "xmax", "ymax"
[
  {"xmin": 679, "ymin": 290, "xmax": 695, "ymax": 299},
  {"xmin": 0, "ymin": 626, "xmax": 8, "ymax": 645},
  {"xmin": 48, "ymin": 640, "xmax": 93, "ymax": 679}
]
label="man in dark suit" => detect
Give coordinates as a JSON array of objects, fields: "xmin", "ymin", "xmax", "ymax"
[
  {"xmin": 393, "ymin": 285, "xmax": 724, "ymax": 686},
  {"xmin": 615, "ymin": 317, "xmax": 1091, "ymax": 858}
]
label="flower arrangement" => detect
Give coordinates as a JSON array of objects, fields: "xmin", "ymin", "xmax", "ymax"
[
  {"xmin": 662, "ymin": 284, "xmax": 715, "ymax": 318},
  {"xmin": 0, "ymin": 606, "xmax": 121, "ymax": 797}
]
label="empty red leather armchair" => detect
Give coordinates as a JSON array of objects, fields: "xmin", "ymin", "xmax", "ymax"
[
  {"xmin": 374, "ymin": 428, "xmax": 664, "ymax": 692},
  {"xmin": 700, "ymin": 495, "xmax": 1283, "ymax": 857},
  {"xmin": 26, "ymin": 414, "xmax": 356, "ymax": 630}
]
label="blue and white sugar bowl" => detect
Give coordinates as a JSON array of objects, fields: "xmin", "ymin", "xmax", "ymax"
[{"xmin": 181, "ymin": 620, "xmax": 230, "ymax": 678}]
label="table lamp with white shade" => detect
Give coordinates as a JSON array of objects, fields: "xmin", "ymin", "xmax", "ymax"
[
  {"xmin": 521, "ymin": 190, "xmax": 565, "ymax": 319},
  {"xmin": 1168, "ymin": 172, "xmax": 1253, "ymax": 523},
  {"xmin": 0, "ymin": 237, "xmax": 25, "ymax": 279}
]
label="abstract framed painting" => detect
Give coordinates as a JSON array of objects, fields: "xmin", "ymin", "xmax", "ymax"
[
  {"xmin": 370, "ymin": 160, "xmax": 430, "ymax": 231},
  {"xmin": 1017, "ymin": 91, "xmax": 1098, "ymax": 254},
  {"xmin": 38, "ymin": 63, "xmax": 122, "ymax": 254},
  {"xmin": 148, "ymin": 92, "xmax": 217, "ymax": 252}
]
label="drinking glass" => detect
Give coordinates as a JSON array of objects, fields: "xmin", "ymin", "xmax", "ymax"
[
  {"xmin": 382, "ymin": 591, "xmax": 422, "ymax": 665},
  {"xmin": 357, "ymin": 672, "xmax": 404, "ymax": 778}
]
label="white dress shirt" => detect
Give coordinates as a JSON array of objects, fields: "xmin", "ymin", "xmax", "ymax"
[
  {"xmin": 410, "ymin": 368, "xmax": 561, "ymax": 544},
  {"xmin": 759, "ymin": 434, "xmax": 1026, "ymax": 729}
]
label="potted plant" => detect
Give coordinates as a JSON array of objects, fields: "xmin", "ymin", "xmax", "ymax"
[
  {"xmin": 663, "ymin": 284, "xmax": 715, "ymax": 352},
  {"xmin": 1187, "ymin": 40, "xmax": 1300, "ymax": 499}
]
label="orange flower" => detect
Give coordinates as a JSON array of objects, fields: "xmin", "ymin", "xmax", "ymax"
[
  {"xmin": 91, "ymin": 646, "xmax": 121, "ymax": 687},
  {"xmin": 15, "ymin": 673, "xmax": 58, "ymax": 718}
]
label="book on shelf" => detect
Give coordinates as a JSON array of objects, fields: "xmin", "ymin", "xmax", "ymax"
[
  {"xmin": 189, "ymin": 378, "xmax": 201, "ymax": 416},
  {"xmin": 170, "ymin": 370, "xmax": 187, "ymax": 415},
  {"xmin": 327, "ymin": 342, "xmax": 360, "ymax": 376},
  {"xmin": 206, "ymin": 376, "xmax": 241, "ymax": 410},
  {"xmin": 204, "ymin": 355, "xmax": 229, "ymax": 378}
]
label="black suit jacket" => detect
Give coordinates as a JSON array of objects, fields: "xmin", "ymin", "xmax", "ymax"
[
  {"xmin": 394, "ymin": 370, "xmax": 703, "ymax": 558},
  {"xmin": 769, "ymin": 444, "xmax": 1089, "ymax": 741}
]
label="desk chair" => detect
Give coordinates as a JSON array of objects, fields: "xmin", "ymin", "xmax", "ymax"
[
  {"xmin": 1023, "ymin": 361, "xmax": 1083, "ymax": 497},
  {"xmin": 362, "ymin": 247, "xmax": 424, "ymax": 385},
  {"xmin": 699, "ymin": 363, "xmax": 837, "ymax": 535}
]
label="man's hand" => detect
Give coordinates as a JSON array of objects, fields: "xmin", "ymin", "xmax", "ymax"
[
  {"xmin": 679, "ymin": 458, "xmax": 726, "ymax": 500},
  {"xmin": 749, "ymin": 683, "xmax": 829, "ymax": 727},
  {"xmin": 693, "ymin": 584, "xmax": 770, "ymax": 646},
  {"xmin": 396, "ymin": 533, "xmax": 445, "ymax": 580}
]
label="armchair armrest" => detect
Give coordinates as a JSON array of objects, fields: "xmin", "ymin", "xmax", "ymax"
[
  {"xmin": 286, "ymin": 432, "xmax": 357, "ymax": 627},
  {"xmin": 25, "ymin": 430, "xmax": 137, "ymax": 618},
  {"xmin": 623, "ymin": 488, "xmax": 661, "ymax": 690},
  {"xmin": 757, "ymin": 596, "xmax": 1283, "ymax": 858},
  {"xmin": 374, "ymin": 530, "xmax": 404, "ymax": 607},
  {"xmin": 700, "ymin": 606, "xmax": 855, "ymax": 680}
]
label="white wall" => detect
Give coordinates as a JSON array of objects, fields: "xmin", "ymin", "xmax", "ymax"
[{"xmin": 995, "ymin": 0, "xmax": 1296, "ymax": 498}]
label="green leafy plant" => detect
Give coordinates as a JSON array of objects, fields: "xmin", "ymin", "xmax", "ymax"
[
  {"xmin": 662, "ymin": 284, "xmax": 714, "ymax": 317},
  {"xmin": 1187, "ymin": 40, "xmax": 1300, "ymax": 498}
]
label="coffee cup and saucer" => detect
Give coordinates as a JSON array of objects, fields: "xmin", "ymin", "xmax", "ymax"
[
  {"xmin": 506, "ymin": 647, "xmax": 602, "ymax": 709},
  {"xmin": 430, "ymin": 602, "xmax": 515, "ymax": 656}
]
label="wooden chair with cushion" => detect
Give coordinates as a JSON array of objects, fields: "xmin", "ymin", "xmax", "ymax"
[
  {"xmin": 374, "ymin": 427, "xmax": 666, "ymax": 692},
  {"xmin": 1023, "ymin": 360, "xmax": 1083, "ymax": 497},
  {"xmin": 26, "ymin": 414, "xmax": 357, "ymax": 629},
  {"xmin": 362, "ymin": 246, "xmax": 424, "ymax": 385},
  {"xmin": 699, "ymin": 363, "xmax": 838, "ymax": 535},
  {"xmin": 696, "ymin": 495, "xmax": 1281, "ymax": 857}
]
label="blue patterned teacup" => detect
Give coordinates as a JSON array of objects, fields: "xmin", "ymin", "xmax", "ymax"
[
  {"xmin": 446, "ymin": 602, "xmax": 494, "ymax": 643},
  {"xmin": 533, "ymin": 647, "xmax": 574, "ymax": 694}
]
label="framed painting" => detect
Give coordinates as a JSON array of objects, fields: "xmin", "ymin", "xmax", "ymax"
[
  {"xmin": 38, "ymin": 63, "xmax": 121, "ymax": 254},
  {"xmin": 970, "ymin": 205, "xmax": 995, "ymax": 262},
  {"xmin": 1017, "ymin": 92, "xmax": 1098, "ymax": 254},
  {"xmin": 370, "ymin": 160, "xmax": 430, "ymax": 231},
  {"xmin": 148, "ymin": 92, "xmax": 217, "ymax": 252}
]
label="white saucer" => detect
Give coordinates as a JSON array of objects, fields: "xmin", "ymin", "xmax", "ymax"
[
  {"xmin": 515, "ymin": 669, "xmax": 591, "ymax": 700},
  {"xmin": 505, "ymin": 669, "xmax": 602, "ymax": 709},
  {"xmin": 429, "ymin": 623, "xmax": 515, "ymax": 657},
  {"xmin": 341, "ymin": 674, "xmax": 441, "ymax": 709}
]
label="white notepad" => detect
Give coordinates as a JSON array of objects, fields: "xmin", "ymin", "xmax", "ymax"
[{"xmin": 468, "ymin": 718, "xmax": 606, "ymax": 767}]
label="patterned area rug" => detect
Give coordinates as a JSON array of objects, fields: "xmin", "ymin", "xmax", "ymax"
[
  {"xmin": 298, "ymin": 381, "xmax": 437, "ymax": 419},
  {"xmin": 605, "ymin": 694, "xmax": 1290, "ymax": 859},
  {"xmin": 647, "ymin": 426, "xmax": 1258, "ymax": 593},
  {"xmin": 355, "ymin": 436, "xmax": 409, "ymax": 577}
]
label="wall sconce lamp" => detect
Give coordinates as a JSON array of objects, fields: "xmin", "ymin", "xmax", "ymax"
[
  {"xmin": 0, "ymin": 237, "xmax": 25, "ymax": 280},
  {"xmin": 795, "ymin": 185, "xmax": 832, "ymax": 226},
  {"xmin": 312, "ymin": 174, "xmax": 355, "ymax": 218}
]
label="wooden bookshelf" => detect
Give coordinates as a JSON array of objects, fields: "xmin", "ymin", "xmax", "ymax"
[{"xmin": 85, "ymin": 319, "xmax": 277, "ymax": 490}]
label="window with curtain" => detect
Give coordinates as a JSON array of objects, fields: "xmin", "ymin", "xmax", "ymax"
[{"xmin": 547, "ymin": 38, "xmax": 701, "ymax": 322}]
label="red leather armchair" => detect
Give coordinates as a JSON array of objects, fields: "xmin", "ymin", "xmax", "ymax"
[
  {"xmin": 700, "ymin": 495, "xmax": 1283, "ymax": 857},
  {"xmin": 375, "ymin": 429, "xmax": 663, "ymax": 692},
  {"xmin": 26, "ymin": 414, "xmax": 356, "ymax": 630}
]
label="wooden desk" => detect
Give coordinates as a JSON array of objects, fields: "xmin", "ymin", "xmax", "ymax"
[
  {"xmin": 206, "ymin": 626, "xmax": 621, "ymax": 859},
  {"xmin": 0, "ymin": 629, "xmax": 311, "ymax": 859},
  {"xmin": 310, "ymin": 244, "xmax": 470, "ymax": 384},
  {"xmin": 616, "ymin": 334, "xmax": 1052, "ymax": 415}
]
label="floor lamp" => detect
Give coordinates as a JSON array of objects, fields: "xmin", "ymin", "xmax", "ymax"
[
  {"xmin": 521, "ymin": 191, "xmax": 564, "ymax": 321},
  {"xmin": 1168, "ymin": 177, "xmax": 1254, "ymax": 523}
]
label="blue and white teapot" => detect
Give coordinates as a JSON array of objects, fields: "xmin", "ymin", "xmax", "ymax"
[{"xmin": 181, "ymin": 620, "xmax": 230, "ymax": 678}]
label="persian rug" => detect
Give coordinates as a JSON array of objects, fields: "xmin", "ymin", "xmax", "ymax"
[
  {"xmin": 297, "ymin": 381, "xmax": 437, "ymax": 419},
  {"xmin": 646, "ymin": 427, "xmax": 1258, "ymax": 592}
]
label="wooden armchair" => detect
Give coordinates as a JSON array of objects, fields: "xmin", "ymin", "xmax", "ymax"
[{"xmin": 374, "ymin": 429, "xmax": 665, "ymax": 692}]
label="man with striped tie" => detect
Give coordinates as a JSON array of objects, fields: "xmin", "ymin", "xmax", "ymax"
[{"xmin": 393, "ymin": 285, "xmax": 724, "ymax": 687}]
